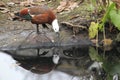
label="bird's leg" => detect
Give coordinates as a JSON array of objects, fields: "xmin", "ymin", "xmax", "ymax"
[
  {"xmin": 42, "ymin": 24, "xmax": 49, "ymax": 33},
  {"xmin": 42, "ymin": 24, "xmax": 49, "ymax": 29},
  {"xmin": 37, "ymin": 48, "xmax": 40, "ymax": 56},
  {"xmin": 36, "ymin": 24, "xmax": 39, "ymax": 34}
]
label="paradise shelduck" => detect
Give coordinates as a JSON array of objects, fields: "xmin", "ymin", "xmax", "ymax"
[{"xmin": 14, "ymin": 5, "xmax": 59, "ymax": 34}]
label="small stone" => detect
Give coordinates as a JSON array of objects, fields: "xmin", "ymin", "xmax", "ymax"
[
  {"xmin": 7, "ymin": 2, "xmax": 15, "ymax": 7},
  {"xmin": 51, "ymin": 39, "xmax": 54, "ymax": 42}
]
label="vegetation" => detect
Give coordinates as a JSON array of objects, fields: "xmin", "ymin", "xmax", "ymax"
[
  {"xmin": 88, "ymin": 0, "xmax": 120, "ymax": 79},
  {"xmin": 88, "ymin": 0, "xmax": 120, "ymax": 48}
]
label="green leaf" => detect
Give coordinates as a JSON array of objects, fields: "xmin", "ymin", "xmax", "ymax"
[
  {"xmin": 99, "ymin": 3, "xmax": 115, "ymax": 31},
  {"xmin": 89, "ymin": 22, "xmax": 99, "ymax": 39},
  {"xmin": 103, "ymin": 59, "xmax": 120, "ymax": 77},
  {"xmin": 89, "ymin": 47, "xmax": 102, "ymax": 61},
  {"xmin": 109, "ymin": 9, "xmax": 120, "ymax": 30}
]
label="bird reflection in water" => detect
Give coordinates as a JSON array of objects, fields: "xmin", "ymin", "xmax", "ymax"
[{"xmin": 0, "ymin": 51, "xmax": 80, "ymax": 80}]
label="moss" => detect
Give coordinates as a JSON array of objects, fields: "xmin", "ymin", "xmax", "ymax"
[
  {"xmin": 57, "ymin": 2, "xmax": 91, "ymax": 22},
  {"xmin": 0, "ymin": 13, "xmax": 7, "ymax": 20},
  {"xmin": 47, "ymin": 0, "xmax": 60, "ymax": 8}
]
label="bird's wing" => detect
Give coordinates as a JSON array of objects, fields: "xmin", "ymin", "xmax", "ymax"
[
  {"xmin": 31, "ymin": 13, "xmax": 49, "ymax": 24},
  {"xmin": 29, "ymin": 6, "xmax": 49, "ymax": 15}
]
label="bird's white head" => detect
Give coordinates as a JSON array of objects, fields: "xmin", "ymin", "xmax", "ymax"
[{"xmin": 52, "ymin": 19, "xmax": 59, "ymax": 32}]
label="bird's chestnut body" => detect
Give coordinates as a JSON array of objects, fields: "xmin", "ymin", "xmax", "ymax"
[{"xmin": 15, "ymin": 5, "xmax": 59, "ymax": 33}]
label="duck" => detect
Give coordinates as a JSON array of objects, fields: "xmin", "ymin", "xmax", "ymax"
[{"xmin": 14, "ymin": 5, "xmax": 59, "ymax": 34}]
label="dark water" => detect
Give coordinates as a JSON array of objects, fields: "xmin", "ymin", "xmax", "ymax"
[{"xmin": 8, "ymin": 45, "xmax": 119, "ymax": 80}]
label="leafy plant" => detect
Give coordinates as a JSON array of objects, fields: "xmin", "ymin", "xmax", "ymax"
[
  {"xmin": 99, "ymin": 3, "xmax": 115, "ymax": 31},
  {"xmin": 89, "ymin": 3, "xmax": 116, "ymax": 39},
  {"xmin": 89, "ymin": 47, "xmax": 102, "ymax": 61},
  {"xmin": 109, "ymin": 9, "xmax": 120, "ymax": 30},
  {"xmin": 89, "ymin": 22, "xmax": 99, "ymax": 39}
]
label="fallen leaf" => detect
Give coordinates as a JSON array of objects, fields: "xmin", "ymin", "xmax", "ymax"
[
  {"xmin": 101, "ymin": 38, "xmax": 113, "ymax": 46},
  {"xmin": 0, "ymin": 7, "xmax": 9, "ymax": 13},
  {"xmin": 57, "ymin": 0, "xmax": 68, "ymax": 12},
  {"xmin": 91, "ymin": 39, "xmax": 98, "ymax": 44},
  {"xmin": 57, "ymin": 0, "xmax": 78, "ymax": 12},
  {"xmin": 68, "ymin": 1, "xmax": 78, "ymax": 10},
  {"xmin": 20, "ymin": 0, "xmax": 34, "ymax": 6},
  {"xmin": 7, "ymin": 2, "xmax": 15, "ymax": 7},
  {"xmin": 0, "ymin": 1, "xmax": 5, "ymax": 7},
  {"xmin": 35, "ymin": 0, "xmax": 45, "ymax": 2}
]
